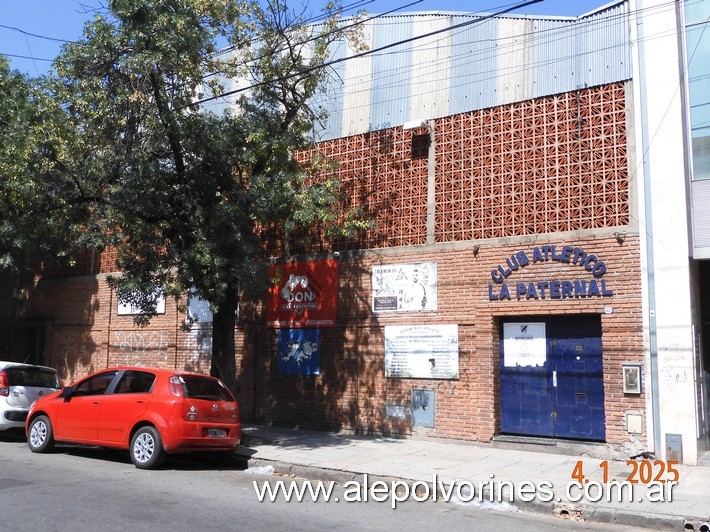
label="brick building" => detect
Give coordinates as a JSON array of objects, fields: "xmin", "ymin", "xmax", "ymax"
[{"xmin": 5, "ymin": 0, "xmax": 710, "ymax": 464}]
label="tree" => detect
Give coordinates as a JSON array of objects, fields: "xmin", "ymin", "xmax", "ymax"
[
  {"xmin": 0, "ymin": 57, "xmax": 92, "ymax": 286},
  {"xmin": 46, "ymin": 0, "xmax": 362, "ymax": 394}
]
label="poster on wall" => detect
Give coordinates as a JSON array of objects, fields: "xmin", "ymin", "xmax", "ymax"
[
  {"xmin": 266, "ymin": 260, "xmax": 338, "ymax": 328},
  {"xmin": 278, "ymin": 329, "xmax": 320, "ymax": 376},
  {"xmin": 502, "ymin": 322, "xmax": 547, "ymax": 367},
  {"xmin": 372, "ymin": 263, "xmax": 437, "ymax": 312},
  {"xmin": 384, "ymin": 324, "xmax": 458, "ymax": 379}
]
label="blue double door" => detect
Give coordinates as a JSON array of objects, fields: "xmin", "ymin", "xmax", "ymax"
[{"xmin": 500, "ymin": 315, "xmax": 605, "ymax": 441}]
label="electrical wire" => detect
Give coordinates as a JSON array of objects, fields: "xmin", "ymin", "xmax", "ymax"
[
  {"xmin": 192, "ymin": 0, "xmax": 545, "ymax": 107},
  {"xmin": 200, "ymin": 0, "xmax": 678, "ymax": 116},
  {"xmin": 0, "ymin": 23, "xmax": 73, "ymax": 43}
]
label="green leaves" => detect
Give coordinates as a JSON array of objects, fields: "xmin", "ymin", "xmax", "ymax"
[
  {"xmin": 0, "ymin": 58, "xmax": 87, "ymax": 279},
  {"xmin": 1, "ymin": 1, "xmax": 364, "ymax": 384}
]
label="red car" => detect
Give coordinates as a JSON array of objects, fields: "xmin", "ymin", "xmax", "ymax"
[{"xmin": 26, "ymin": 367, "xmax": 241, "ymax": 469}]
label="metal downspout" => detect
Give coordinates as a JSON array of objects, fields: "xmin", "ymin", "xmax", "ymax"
[{"xmin": 634, "ymin": 0, "xmax": 662, "ymax": 456}]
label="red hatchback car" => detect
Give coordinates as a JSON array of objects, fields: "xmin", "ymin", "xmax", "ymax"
[{"xmin": 26, "ymin": 367, "xmax": 241, "ymax": 469}]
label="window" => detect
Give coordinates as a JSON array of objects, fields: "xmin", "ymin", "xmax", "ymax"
[
  {"xmin": 6, "ymin": 367, "xmax": 60, "ymax": 389},
  {"xmin": 177, "ymin": 376, "xmax": 234, "ymax": 401},
  {"xmin": 117, "ymin": 291, "xmax": 166, "ymax": 315},
  {"xmin": 411, "ymin": 134, "xmax": 430, "ymax": 160},
  {"xmin": 187, "ymin": 290, "xmax": 213, "ymax": 323},
  {"xmin": 114, "ymin": 371, "xmax": 156, "ymax": 394},
  {"xmin": 685, "ymin": 2, "xmax": 710, "ymax": 180},
  {"xmin": 72, "ymin": 371, "xmax": 118, "ymax": 397}
]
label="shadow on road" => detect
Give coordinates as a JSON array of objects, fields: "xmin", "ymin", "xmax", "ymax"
[
  {"xmin": 2, "ymin": 429, "xmax": 253, "ymax": 472},
  {"xmin": 0, "ymin": 429, "xmax": 26, "ymax": 442},
  {"xmin": 46, "ymin": 444, "xmax": 252, "ymax": 472}
]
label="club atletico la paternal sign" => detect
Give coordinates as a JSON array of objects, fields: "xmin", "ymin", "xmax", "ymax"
[{"xmin": 266, "ymin": 260, "xmax": 338, "ymax": 328}]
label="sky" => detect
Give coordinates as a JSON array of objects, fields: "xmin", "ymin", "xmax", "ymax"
[{"xmin": 0, "ymin": 0, "xmax": 616, "ymax": 76}]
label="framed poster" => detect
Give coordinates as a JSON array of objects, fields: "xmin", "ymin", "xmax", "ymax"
[
  {"xmin": 266, "ymin": 260, "xmax": 338, "ymax": 328},
  {"xmin": 372, "ymin": 263, "xmax": 437, "ymax": 312},
  {"xmin": 502, "ymin": 322, "xmax": 546, "ymax": 367},
  {"xmin": 278, "ymin": 329, "xmax": 320, "ymax": 376},
  {"xmin": 384, "ymin": 324, "xmax": 458, "ymax": 379}
]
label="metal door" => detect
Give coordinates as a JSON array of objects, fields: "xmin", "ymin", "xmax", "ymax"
[{"xmin": 500, "ymin": 315, "xmax": 605, "ymax": 441}]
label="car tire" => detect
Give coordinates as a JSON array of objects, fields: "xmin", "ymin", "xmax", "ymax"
[
  {"xmin": 130, "ymin": 426, "xmax": 165, "ymax": 469},
  {"xmin": 27, "ymin": 415, "xmax": 55, "ymax": 453}
]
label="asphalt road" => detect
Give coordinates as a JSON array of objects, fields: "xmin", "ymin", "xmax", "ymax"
[{"xmin": 0, "ymin": 432, "xmax": 646, "ymax": 532}]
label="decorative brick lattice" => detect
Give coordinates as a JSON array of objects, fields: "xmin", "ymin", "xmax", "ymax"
[
  {"xmin": 295, "ymin": 128, "xmax": 429, "ymax": 251},
  {"xmin": 58, "ymin": 83, "xmax": 631, "ymax": 267},
  {"xmin": 40, "ymin": 249, "xmax": 98, "ymax": 279},
  {"xmin": 435, "ymin": 83, "xmax": 629, "ymax": 241},
  {"xmin": 41, "ymin": 247, "xmax": 119, "ymax": 279}
]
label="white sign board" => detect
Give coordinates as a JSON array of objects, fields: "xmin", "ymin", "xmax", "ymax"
[
  {"xmin": 372, "ymin": 263, "xmax": 437, "ymax": 312},
  {"xmin": 117, "ymin": 293, "xmax": 166, "ymax": 315},
  {"xmin": 385, "ymin": 324, "xmax": 458, "ymax": 379},
  {"xmin": 502, "ymin": 322, "xmax": 547, "ymax": 367}
]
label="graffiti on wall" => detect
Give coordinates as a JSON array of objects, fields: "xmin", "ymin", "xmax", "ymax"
[{"xmin": 113, "ymin": 330, "xmax": 170, "ymax": 365}]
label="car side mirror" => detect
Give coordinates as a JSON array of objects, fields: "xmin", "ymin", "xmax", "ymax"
[{"xmin": 60, "ymin": 386, "xmax": 74, "ymax": 402}]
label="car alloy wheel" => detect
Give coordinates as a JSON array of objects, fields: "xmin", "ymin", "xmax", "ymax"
[
  {"xmin": 29, "ymin": 421, "xmax": 46, "ymax": 446},
  {"xmin": 130, "ymin": 426, "xmax": 165, "ymax": 469},
  {"xmin": 27, "ymin": 415, "xmax": 55, "ymax": 453}
]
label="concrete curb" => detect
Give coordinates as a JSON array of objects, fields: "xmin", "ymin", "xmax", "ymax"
[{"xmin": 241, "ymin": 456, "xmax": 704, "ymax": 531}]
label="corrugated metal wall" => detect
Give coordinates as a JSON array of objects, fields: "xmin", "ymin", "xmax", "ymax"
[{"xmin": 316, "ymin": 1, "xmax": 631, "ymax": 141}]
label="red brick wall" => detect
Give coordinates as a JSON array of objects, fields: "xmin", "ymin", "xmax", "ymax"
[
  {"xmin": 22, "ymin": 276, "xmax": 214, "ymax": 384},
  {"xmin": 21, "ymin": 82, "xmax": 643, "ymax": 447},
  {"xmin": 242, "ymin": 235, "xmax": 643, "ymax": 445}
]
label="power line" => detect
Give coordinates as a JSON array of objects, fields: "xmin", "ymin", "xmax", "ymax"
[
  {"xmin": 0, "ymin": 23, "xmax": 73, "ymax": 43},
  {"xmin": 0, "ymin": 18, "xmax": 76, "ymax": 72},
  {"xmin": 201, "ymin": 0, "xmax": 676, "ymax": 116},
  {"xmin": 359, "ymin": 2, "xmax": 672, "ymax": 108},
  {"xmin": 192, "ymin": 0, "xmax": 545, "ymax": 107},
  {"xmin": 209, "ymin": 0, "xmax": 425, "ymax": 82},
  {"xmin": 0, "ymin": 52, "xmax": 53, "ymax": 62}
]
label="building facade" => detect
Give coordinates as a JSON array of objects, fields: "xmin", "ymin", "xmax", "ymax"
[{"xmin": 6, "ymin": 0, "xmax": 710, "ymax": 464}]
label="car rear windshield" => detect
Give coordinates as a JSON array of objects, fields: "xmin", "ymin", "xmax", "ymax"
[
  {"xmin": 6, "ymin": 367, "xmax": 61, "ymax": 389},
  {"xmin": 179, "ymin": 376, "xmax": 234, "ymax": 402}
]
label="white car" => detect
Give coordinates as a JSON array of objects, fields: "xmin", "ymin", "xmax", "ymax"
[{"xmin": 0, "ymin": 361, "xmax": 62, "ymax": 431}]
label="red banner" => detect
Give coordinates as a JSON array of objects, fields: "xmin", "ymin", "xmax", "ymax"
[{"xmin": 266, "ymin": 260, "xmax": 338, "ymax": 328}]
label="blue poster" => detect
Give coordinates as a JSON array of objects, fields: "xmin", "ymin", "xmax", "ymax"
[{"xmin": 278, "ymin": 329, "xmax": 320, "ymax": 375}]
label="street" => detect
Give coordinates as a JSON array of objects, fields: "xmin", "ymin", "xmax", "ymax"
[{"xmin": 0, "ymin": 433, "xmax": 648, "ymax": 532}]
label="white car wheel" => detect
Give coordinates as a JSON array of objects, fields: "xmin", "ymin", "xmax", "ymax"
[
  {"xmin": 130, "ymin": 426, "xmax": 165, "ymax": 469},
  {"xmin": 27, "ymin": 415, "xmax": 55, "ymax": 453}
]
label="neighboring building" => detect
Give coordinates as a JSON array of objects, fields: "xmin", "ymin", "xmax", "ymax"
[{"xmin": 6, "ymin": 0, "xmax": 710, "ymax": 464}]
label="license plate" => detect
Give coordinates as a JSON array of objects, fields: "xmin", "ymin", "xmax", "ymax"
[{"xmin": 207, "ymin": 428, "xmax": 227, "ymax": 438}]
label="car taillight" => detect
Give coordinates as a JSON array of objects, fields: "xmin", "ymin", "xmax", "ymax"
[
  {"xmin": 169, "ymin": 375, "xmax": 184, "ymax": 397},
  {"xmin": 0, "ymin": 370, "xmax": 9, "ymax": 397}
]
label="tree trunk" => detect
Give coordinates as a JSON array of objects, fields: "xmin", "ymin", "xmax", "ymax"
[{"xmin": 210, "ymin": 295, "xmax": 239, "ymax": 398}]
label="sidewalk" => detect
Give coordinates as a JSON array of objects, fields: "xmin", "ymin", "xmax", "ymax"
[{"xmin": 236, "ymin": 424, "xmax": 710, "ymax": 530}]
